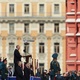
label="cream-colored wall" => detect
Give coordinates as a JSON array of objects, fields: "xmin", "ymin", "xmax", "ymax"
[{"xmin": 0, "ymin": 1, "xmax": 66, "ymax": 73}]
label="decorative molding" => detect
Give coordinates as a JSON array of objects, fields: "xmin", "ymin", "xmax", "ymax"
[
  {"xmin": 37, "ymin": 34, "xmax": 47, "ymax": 42},
  {"xmin": 7, "ymin": 34, "xmax": 17, "ymax": 42},
  {"xmin": 22, "ymin": 34, "xmax": 34, "ymax": 42},
  {"xmin": 0, "ymin": 17, "xmax": 65, "ymax": 23},
  {"xmin": 52, "ymin": 34, "xmax": 62, "ymax": 41}
]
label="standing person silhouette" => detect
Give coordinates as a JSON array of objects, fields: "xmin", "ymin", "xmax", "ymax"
[
  {"xmin": 14, "ymin": 45, "xmax": 22, "ymax": 76},
  {"xmin": 50, "ymin": 53, "xmax": 61, "ymax": 80}
]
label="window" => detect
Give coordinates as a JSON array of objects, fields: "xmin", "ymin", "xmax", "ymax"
[
  {"xmin": 39, "ymin": 63, "xmax": 44, "ymax": 74},
  {"xmin": 54, "ymin": 23, "xmax": 59, "ymax": 33},
  {"xmin": 24, "ymin": 43, "xmax": 29, "ymax": 54},
  {"xmin": 39, "ymin": 4, "xmax": 44, "ymax": 13},
  {"xmin": 54, "ymin": 4, "xmax": 59, "ymax": 14},
  {"xmin": 39, "ymin": 43, "xmax": 45, "ymax": 53},
  {"xmin": 39, "ymin": 23, "xmax": 44, "ymax": 33},
  {"xmin": 54, "ymin": 43, "xmax": 60, "ymax": 53},
  {"xmin": 9, "ymin": 23, "xmax": 14, "ymax": 34},
  {"xmin": 24, "ymin": 23, "xmax": 29, "ymax": 33},
  {"xmin": 9, "ymin": 4, "xmax": 14, "ymax": 13},
  {"xmin": 9, "ymin": 43, "xmax": 15, "ymax": 54},
  {"xmin": 24, "ymin": 4, "xmax": 29, "ymax": 14}
]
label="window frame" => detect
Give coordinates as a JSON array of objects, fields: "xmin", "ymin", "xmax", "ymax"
[
  {"xmin": 24, "ymin": 43, "xmax": 30, "ymax": 54},
  {"xmin": 9, "ymin": 43, "xmax": 15, "ymax": 54},
  {"xmin": 9, "ymin": 4, "xmax": 14, "ymax": 13},
  {"xmin": 54, "ymin": 4, "xmax": 60, "ymax": 14},
  {"xmin": 39, "ymin": 4, "xmax": 44, "ymax": 13},
  {"xmin": 9, "ymin": 23, "xmax": 14, "ymax": 34},
  {"xmin": 54, "ymin": 43, "xmax": 60, "ymax": 53},
  {"xmin": 39, "ymin": 23, "xmax": 44, "ymax": 33},
  {"xmin": 39, "ymin": 43, "xmax": 45, "ymax": 53},
  {"xmin": 54, "ymin": 23, "xmax": 59, "ymax": 33},
  {"xmin": 24, "ymin": 4, "xmax": 30, "ymax": 14},
  {"xmin": 24, "ymin": 23, "xmax": 29, "ymax": 34}
]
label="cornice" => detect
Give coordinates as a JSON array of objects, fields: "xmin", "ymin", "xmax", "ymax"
[{"xmin": 0, "ymin": 17, "xmax": 65, "ymax": 23}]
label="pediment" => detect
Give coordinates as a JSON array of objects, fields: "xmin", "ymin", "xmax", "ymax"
[
  {"xmin": 22, "ymin": 34, "xmax": 33, "ymax": 42},
  {"xmin": 37, "ymin": 34, "xmax": 47, "ymax": 40},
  {"xmin": 7, "ymin": 34, "xmax": 17, "ymax": 40},
  {"xmin": 52, "ymin": 34, "xmax": 62, "ymax": 42}
]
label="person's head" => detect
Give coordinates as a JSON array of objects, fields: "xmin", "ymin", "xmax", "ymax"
[
  {"xmin": 3, "ymin": 58, "xmax": 7, "ymax": 64},
  {"xmin": 52, "ymin": 53, "xmax": 58, "ymax": 61},
  {"xmin": 25, "ymin": 63, "xmax": 30, "ymax": 68},
  {"xmin": 16, "ymin": 45, "xmax": 20, "ymax": 50},
  {"xmin": 18, "ymin": 61, "xmax": 22, "ymax": 67}
]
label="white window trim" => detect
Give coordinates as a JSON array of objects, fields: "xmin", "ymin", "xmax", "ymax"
[
  {"xmin": 76, "ymin": 19, "xmax": 80, "ymax": 22},
  {"xmin": 66, "ymin": 33, "xmax": 74, "ymax": 36},
  {"xmin": 77, "ymin": 12, "xmax": 80, "ymax": 14},
  {"xmin": 53, "ymin": 23, "xmax": 60, "ymax": 34},
  {"xmin": 22, "ymin": 39, "xmax": 32, "ymax": 55},
  {"xmin": 6, "ymin": 37, "xmax": 17, "ymax": 55},
  {"xmin": 70, "ymin": 53, "xmax": 76, "ymax": 57},
  {"xmin": 8, "ymin": 23, "xmax": 16, "ymax": 34},
  {"xmin": 38, "ymin": 23, "xmax": 45, "ymax": 34},
  {"xmin": 66, "ymin": 19, "xmax": 75, "ymax": 22},
  {"xmin": 24, "ymin": 23, "xmax": 31, "ymax": 34},
  {"xmin": 76, "ymin": 33, "xmax": 80, "ymax": 36},
  {"xmin": 0, "ymin": 3, "xmax": 1, "ymax": 16},
  {"xmin": 0, "ymin": 24, "xmax": 1, "ymax": 34},
  {"xmin": 66, "ymin": 12, "xmax": 75, "ymax": 15},
  {"xmin": 37, "ymin": 3, "xmax": 46, "ymax": 17},
  {"xmin": 66, "ymin": 60, "xmax": 75, "ymax": 62},
  {"xmin": 53, "ymin": 42, "xmax": 60, "ymax": 54},
  {"xmin": 7, "ymin": 3, "xmax": 16, "ymax": 16},
  {"xmin": 52, "ymin": 3, "xmax": 61, "ymax": 16},
  {"xmin": 22, "ymin": 2, "xmax": 32, "ymax": 16}
]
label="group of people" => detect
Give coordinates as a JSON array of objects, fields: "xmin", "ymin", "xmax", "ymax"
[
  {"xmin": 0, "ymin": 45, "xmax": 34, "ymax": 80},
  {"xmin": 1, "ymin": 44, "xmax": 80, "ymax": 80}
]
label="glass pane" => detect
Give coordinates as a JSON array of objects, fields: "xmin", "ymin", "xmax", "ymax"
[
  {"xmin": 54, "ymin": 43, "xmax": 60, "ymax": 53},
  {"xmin": 39, "ymin": 23, "xmax": 44, "ymax": 33},
  {"xmin": 24, "ymin": 4, "xmax": 29, "ymax": 14},
  {"xmin": 9, "ymin": 43, "xmax": 14, "ymax": 54},
  {"xmin": 9, "ymin": 23, "xmax": 14, "ymax": 34},
  {"xmin": 54, "ymin": 4, "xmax": 59, "ymax": 14},
  {"xmin": 39, "ymin": 4, "xmax": 44, "ymax": 13},
  {"xmin": 54, "ymin": 23, "xmax": 59, "ymax": 33},
  {"xmin": 9, "ymin": 4, "xmax": 14, "ymax": 13},
  {"xmin": 24, "ymin": 23, "xmax": 29, "ymax": 33}
]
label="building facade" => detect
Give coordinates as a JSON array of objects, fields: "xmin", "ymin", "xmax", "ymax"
[
  {"xmin": 0, "ymin": 0, "xmax": 65, "ymax": 73},
  {"xmin": 66, "ymin": 0, "xmax": 80, "ymax": 71}
]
